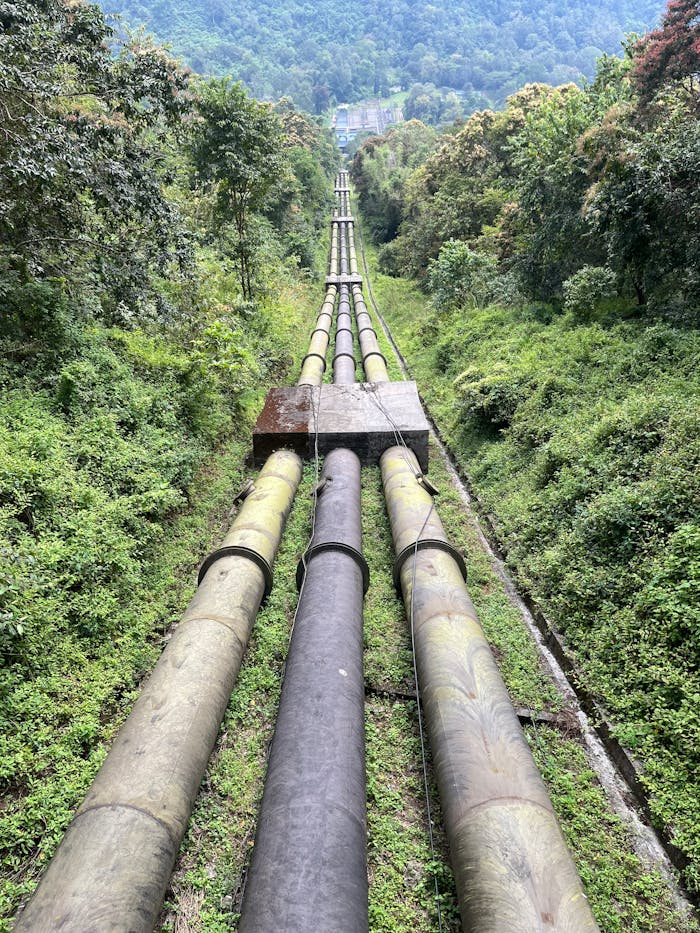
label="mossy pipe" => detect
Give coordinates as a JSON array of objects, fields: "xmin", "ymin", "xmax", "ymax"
[
  {"xmin": 298, "ymin": 219, "xmax": 338, "ymax": 387},
  {"xmin": 380, "ymin": 446, "xmax": 600, "ymax": 933},
  {"xmin": 351, "ymin": 284, "xmax": 390, "ymax": 383},
  {"xmin": 15, "ymin": 449, "xmax": 303, "ymax": 933},
  {"xmin": 298, "ymin": 284, "xmax": 336, "ymax": 387}
]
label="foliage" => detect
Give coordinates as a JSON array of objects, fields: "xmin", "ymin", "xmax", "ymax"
[
  {"xmin": 354, "ymin": 38, "xmax": 700, "ymax": 320},
  {"xmin": 563, "ymin": 265, "xmax": 617, "ymax": 318},
  {"xmin": 351, "ymin": 121, "xmax": 438, "ymax": 242},
  {"xmin": 367, "ymin": 251, "xmax": 700, "ymax": 896},
  {"xmin": 633, "ymin": 0, "xmax": 700, "ymax": 102},
  {"xmin": 427, "ymin": 239, "xmax": 522, "ymax": 312},
  {"xmin": 100, "ymin": 0, "xmax": 661, "ymax": 113},
  {"xmin": 403, "ymin": 84, "xmax": 464, "ymax": 125},
  {"xmin": 0, "ymin": 0, "xmax": 191, "ymax": 310},
  {"xmin": 190, "ymin": 79, "xmax": 285, "ymax": 298}
]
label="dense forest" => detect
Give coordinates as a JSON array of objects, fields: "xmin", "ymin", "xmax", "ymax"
[
  {"xmin": 100, "ymin": 0, "xmax": 663, "ymax": 115},
  {"xmin": 3, "ymin": 0, "xmax": 700, "ymax": 930},
  {"xmin": 352, "ymin": 0, "xmax": 700, "ymax": 896},
  {"xmin": 0, "ymin": 0, "xmax": 338, "ymax": 923}
]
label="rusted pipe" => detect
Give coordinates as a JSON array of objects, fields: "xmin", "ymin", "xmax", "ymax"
[
  {"xmin": 15, "ymin": 450, "xmax": 303, "ymax": 933},
  {"xmin": 380, "ymin": 446, "xmax": 599, "ymax": 933},
  {"xmin": 239, "ymin": 448, "xmax": 368, "ymax": 933}
]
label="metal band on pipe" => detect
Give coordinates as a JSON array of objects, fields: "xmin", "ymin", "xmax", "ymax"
[
  {"xmin": 301, "ymin": 352, "xmax": 327, "ymax": 372},
  {"xmin": 358, "ymin": 327, "xmax": 377, "ymax": 338},
  {"xmin": 333, "ymin": 352, "xmax": 357, "ymax": 366},
  {"xmin": 311, "ymin": 327, "xmax": 331, "ymax": 338},
  {"xmin": 296, "ymin": 542, "xmax": 370, "ymax": 594},
  {"xmin": 198, "ymin": 546, "xmax": 274, "ymax": 598},
  {"xmin": 362, "ymin": 350, "xmax": 388, "ymax": 367},
  {"xmin": 392, "ymin": 539, "xmax": 467, "ymax": 591}
]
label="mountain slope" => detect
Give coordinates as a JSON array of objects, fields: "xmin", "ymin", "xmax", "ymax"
[{"xmin": 100, "ymin": 0, "xmax": 663, "ymax": 112}]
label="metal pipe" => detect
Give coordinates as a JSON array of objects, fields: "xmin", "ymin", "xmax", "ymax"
[
  {"xmin": 380, "ymin": 446, "xmax": 599, "ymax": 933},
  {"xmin": 15, "ymin": 450, "xmax": 303, "ymax": 933},
  {"xmin": 241, "ymin": 173, "xmax": 368, "ymax": 933},
  {"xmin": 333, "ymin": 222, "xmax": 356, "ymax": 384},
  {"xmin": 344, "ymin": 213, "xmax": 390, "ymax": 384},
  {"xmin": 298, "ymin": 222, "xmax": 338, "ymax": 387},
  {"xmin": 239, "ymin": 448, "xmax": 368, "ymax": 933}
]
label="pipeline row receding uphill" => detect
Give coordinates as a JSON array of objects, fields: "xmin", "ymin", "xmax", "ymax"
[
  {"xmin": 15, "ymin": 172, "xmax": 600, "ymax": 933},
  {"xmin": 238, "ymin": 178, "xmax": 369, "ymax": 932}
]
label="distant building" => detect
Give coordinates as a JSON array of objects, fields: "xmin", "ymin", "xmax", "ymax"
[{"xmin": 332, "ymin": 100, "xmax": 404, "ymax": 151}]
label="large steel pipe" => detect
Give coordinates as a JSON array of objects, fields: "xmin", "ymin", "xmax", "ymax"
[
  {"xmin": 333, "ymin": 223, "xmax": 356, "ymax": 384},
  {"xmin": 380, "ymin": 446, "xmax": 599, "ymax": 933},
  {"xmin": 15, "ymin": 450, "xmax": 303, "ymax": 933},
  {"xmin": 344, "ymin": 206, "xmax": 390, "ymax": 384},
  {"xmin": 238, "ymin": 448, "xmax": 368, "ymax": 933},
  {"xmin": 298, "ymin": 221, "xmax": 338, "ymax": 387}
]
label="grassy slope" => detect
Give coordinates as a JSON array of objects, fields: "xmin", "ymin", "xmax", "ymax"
[
  {"xmin": 360, "ymin": 222, "xmax": 700, "ymax": 912},
  {"xmin": 0, "ymin": 278, "xmax": 317, "ymax": 929}
]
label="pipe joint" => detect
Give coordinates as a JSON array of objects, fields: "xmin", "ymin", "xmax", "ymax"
[
  {"xmin": 296, "ymin": 542, "xmax": 370, "ymax": 595},
  {"xmin": 362, "ymin": 350, "xmax": 387, "ymax": 367},
  {"xmin": 301, "ymin": 352, "xmax": 327, "ymax": 373},
  {"xmin": 392, "ymin": 539, "xmax": 467, "ymax": 591},
  {"xmin": 199, "ymin": 545, "xmax": 274, "ymax": 598}
]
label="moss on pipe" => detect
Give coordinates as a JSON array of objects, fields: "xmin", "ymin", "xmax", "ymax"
[
  {"xmin": 380, "ymin": 445, "xmax": 599, "ymax": 933},
  {"xmin": 14, "ymin": 449, "xmax": 302, "ymax": 933}
]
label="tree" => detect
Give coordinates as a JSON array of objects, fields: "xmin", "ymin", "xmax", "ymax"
[
  {"xmin": 190, "ymin": 79, "xmax": 285, "ymax": 298},
  {"xmin": 0, "ymin": 0, "xmax": 191, "ymax": 308},
  {"xmin": 633, "ymin": 0, "xmax": 700, "ymax": 102}
]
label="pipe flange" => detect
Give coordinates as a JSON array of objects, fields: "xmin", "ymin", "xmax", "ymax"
[
  {"xmin": 392, "ymin": 539, "xmax": 467, "ymax": 591},
  {"xmin": 199, "ymin": 546, "xmax": 274, "ymax": 599},
  {"xmin": 358, "ymin": 326, "xmax": 377, "ymax": 338},
  {"xmin": 363, "ymin": 350, "xmax": 388, "ymax": 367},
  {"xmin": 301, "ymin": 352, "xmax": 327, "ymax": 373},
  {"xmin": 333, "ymin": 352, "xmax": 357, "ymax": 366},
  {"xmin": 296, "ymin": 542, "xmax": 370, "ymax": 595},
  {"xmin": 335, "ymin": 327, "xmax": 353, "ymax": 337},
  {"xmin": 311, "ymin": 327, "xmax": 330, "ymax": 338}
]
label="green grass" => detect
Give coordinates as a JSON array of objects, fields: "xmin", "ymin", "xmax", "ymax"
[
  {"xmin": 0, "ymin": 274, "xmax": 319, "ymax": 929},
  {"xmin": 355, "ymin": 215, "xmax": 699, "ymax": 930}
]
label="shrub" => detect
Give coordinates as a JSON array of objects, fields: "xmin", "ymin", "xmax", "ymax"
[{"xmin": 562, "ymin": 265, "xmax": 617, "ymax": 318}]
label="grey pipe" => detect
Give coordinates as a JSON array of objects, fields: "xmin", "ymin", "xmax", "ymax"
[
  {"xmin": 238, "ymin": 448, "xmax": 368, "ymax": 933},
  {"xmin": 240, "ymin": 174, "xmax": 368, "ymax": 933}
]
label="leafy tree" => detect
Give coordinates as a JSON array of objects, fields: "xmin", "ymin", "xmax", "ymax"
[
  {"xmin": 0, "ymin": 0, "xmax": 191, "ymax": 312},
  {"xmin": 190, "ymin": 79, "xmax": 285, "ymax": 298},
  {"xmin": 101, "ymin": 0, "xmax": 662, "ymax": 113},
  {"xmin": 633, "ymin": 0, "xmax": 700, "ymax": 102}
]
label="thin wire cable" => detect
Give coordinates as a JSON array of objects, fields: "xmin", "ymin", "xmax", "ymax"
[{"xmin": 345, "ymin": 181, "xmax": 445, "ymax": 928}]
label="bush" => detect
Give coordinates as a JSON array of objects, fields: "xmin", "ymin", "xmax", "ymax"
[{"xmin": 562, "ymin": 265, "xmax": 617, "ymax": 318}]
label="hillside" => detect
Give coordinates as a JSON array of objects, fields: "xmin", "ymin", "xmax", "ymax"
[
  {"xmin": 350, "ymin": 8, "xmax": 700, "ymax": 897},
  {"xmin": 99, "ymin": 0, "xmax": 663, "ymax": 114}
]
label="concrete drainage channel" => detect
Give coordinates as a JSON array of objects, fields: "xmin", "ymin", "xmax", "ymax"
[
  {"xmin": 16, "ymin": 174, "xmax": 688, "ymax": 932},
  {"xmin": 354, "ymin": 198, "xmax": 697, "ymax": 921}
]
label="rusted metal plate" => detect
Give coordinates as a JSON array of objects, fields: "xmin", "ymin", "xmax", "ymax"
[{"xmin": 253, "ymin": 382, "xmax": 430, "ymax": 471}]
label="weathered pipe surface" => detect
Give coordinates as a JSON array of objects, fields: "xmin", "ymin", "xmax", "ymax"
[
  {"xmin": 15, "ymin": 449, "xmax": 303, "ymax": 933},
  {"xmin": 345, "ymin": 219, "xmax": 390, "ymax": 384},
  {"xmin": 239, "ymin": 448, "xmax": 368, "ymax": 933},
  {"xmin": 380, "ymin": 445, "xmax": 600, "ymax": 933},
  {"xmin": 298, "ymin": 219, "xmax": 338, "ymax": 387}
]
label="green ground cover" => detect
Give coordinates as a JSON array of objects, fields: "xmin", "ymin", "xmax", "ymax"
[
  {"xmin": 0, "ymin": 276, "xmax": 316, "ymax": 929},
  {"xmin": 360, "ymin": 222, "xmax": 700, "ymax": 907}
]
